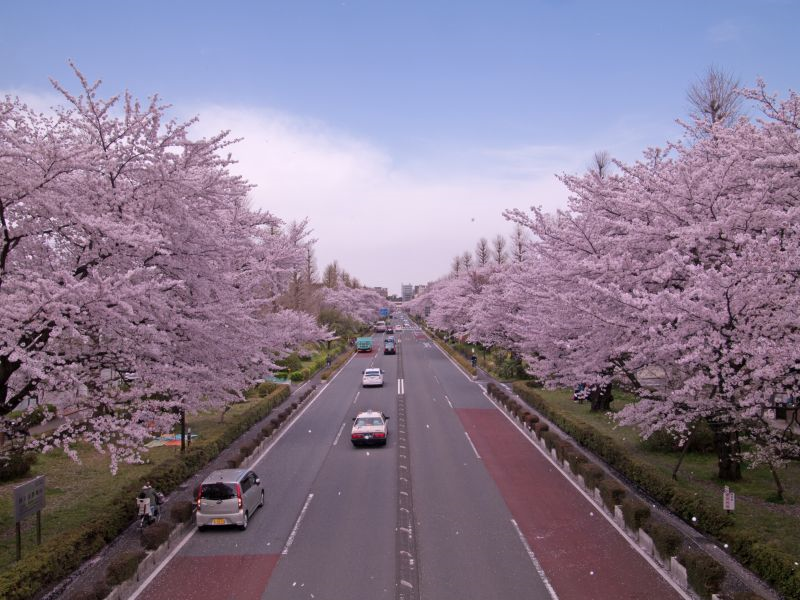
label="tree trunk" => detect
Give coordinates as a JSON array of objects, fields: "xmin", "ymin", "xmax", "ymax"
[
  {"xmin": 180, "ymin": 410, "xmax": 186, "ymax": 453},
  {"xmin": 768, "ymin": 461, "xmax": 784, "ymax": 502},
  {"xmin": 671, "ymin": 427, "xmax": 695, "ymax": 481},
  {"xmin": 589, "ymin": 384, "xmax": 613, "ymax": 412},
  {"xmin": 709, "ymin": 421, "xmax": 742, "ymax": 481}
]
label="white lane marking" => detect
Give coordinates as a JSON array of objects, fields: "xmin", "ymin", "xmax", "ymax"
[
  {"xmin": 486, "ymin": 390, "xmax": 692, "ymax": 600},
  {"xmin": 128, "ymin": 352, "xmax": 356, "ymax": 599},
  {"xmin": 397, "ymin": 378, "xmax": 404, "ymax": 395},
  {"xmin": 464, "ymin": 432, "xmax": 481, "ymax": 459},
  {"xmin": 283, "ymin": 493, "xmax": 314, "ymax": 555},
  {"xmin": 128, "ymin": 525, "xmax": 195, "ymax": 600},
  {"xmin": 353, "ymin": 390, "xmax": 360, "ymax": 405},
  {"xmin": 434, "ymin": 375, "xmax": 440, "ymax": 384},
  {"xmin": 333, "ymin": 422, "xmax": 346, "ymax": 446},
  {"xmin": 447, "ymin": 398, "xmax": 453, "ymax": 408},
  {"xmin": 510, "ymin": 518, "xmax": 559, "ymax": 600}
]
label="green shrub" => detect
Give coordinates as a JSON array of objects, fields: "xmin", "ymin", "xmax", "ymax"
[
  {"xmin": 141, "ymin": 521, "xmax": 172, "ymax": 550},
  {"xmin": 106, "ymin": 550, "xmax": 146, "ymax": 585},
  {"xmin": 239, "ymin": 441, "xmax": 256, "ymax": 458},
  {"xmin": 733, "ymin": 593, "xmax": 767, "ymax": 600},
  {"xmin": 289, "ymin": 371, "xmax": 305, "ymax": 382},
  {"xmin": 533, "ymin": 422, "xmax": 549, "ymax": 438},
  {"xmin": 281, "ymin": 353, "xmax": 303, "ymax": 372},
  {"xmin": 522, "ymin": 413, "xmax": 539, "ymax": 427},
  {"xmin": 641, "ymin": 420, "xmax": 715, "ymax": 454},
  {"xmin": 678, "ymin": 549, "xmax": 725, "ymax": 599},
  {"xmin": 598, "ymin": 478, "xmax": 627, "ymax": 512},
  {"xmin": 262, "ymin": 424, "xmax": 275, "ymax": 437},
  {"xmin": 644, "ymin": 520, "xmax": 683, "ymax": 559},
  {"xmin": 0, "ymin": 525, "xmax": 110, "ymax": 600},
  {"xmin": 170, "ymin": 500, "xmax": 194, "ymax": 523},
  {"xmin": 0, "ymin": 451, "xmax": 37, "ymax": 482},
  {"xmin": 620, "ymin": 497, "xmax": 651, "ymax": 531},
  {"xmin": 564, "ymin": 449, "xmax": 588, "ymax": 472},
  {"xmin": 578, "ymin": 463, "xmax": 605, "ymax": 490},
  {"xmin": 226, "ymin": 457, "xmax": 241, "ymax": 469},
  {"xmin": 668, "ymin": 488, "xmax": 732, "ymax": 536},
  {"xmin": 540, "ymin": 430, "xmax": 557, "ymax": 451},
  {"xmin": 67, "ymin": 581, "xmax": 112, "ymax": 600}
]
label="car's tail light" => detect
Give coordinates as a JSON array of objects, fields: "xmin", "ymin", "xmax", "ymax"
[
  {"xmin": 196, "ymin": 487, "xmax": 202, "ymax": 509},
  {"xmin": 352, "ymin": 433, "xmax": 364, "ymax": 439},
  {"xmin": 374, "ymin": 432, "xmax": 386, "ymax": 438},
  {"xmin": 236, "ymin": 484, "xmax": 243, "ymax": 510}
]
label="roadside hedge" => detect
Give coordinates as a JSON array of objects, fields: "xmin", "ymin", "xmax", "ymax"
[
  {"xmin": 0, "ymin": 385, "xmax": 290, "ymax": 600},
  {"xmin": 511, "ymin": 382, "xmax": 800, "ymax": 600},
  {"xmin": 678, "ymin": 549, "xmax": 725, "ymax": 599},
  {"xmin": 426, "ymin": 329, "xmax": 477, "ymax": 376},
  {"xmin": 106, "ymin": 550, "xmax": 146, "ymax": 586}
]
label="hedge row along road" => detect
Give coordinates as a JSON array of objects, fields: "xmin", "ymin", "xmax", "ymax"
[{"xmin": 129, "ymin": 327, "xmax": 685, "ymax": 600}]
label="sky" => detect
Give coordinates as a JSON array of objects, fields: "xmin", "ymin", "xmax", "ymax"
[{"xmin": 2, "ymin": 0, "xmax": 798, "ymax": 293}]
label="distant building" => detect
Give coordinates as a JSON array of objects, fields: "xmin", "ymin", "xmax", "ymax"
[
  {"xmin": 371, "ymin": 286, "xmax": 388, "ymax": 298},
  {"xmin": 401, "ymin": 284, "xmax": 413, "ymax": 302},
  {"xmin": 414, "ymin": 284, "xmax": 427, "ymax": 296}
]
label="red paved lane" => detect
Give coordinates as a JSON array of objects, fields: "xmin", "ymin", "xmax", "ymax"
[
  {"xmin": 138, "ymin": 554, "xmax": 279, "ymax": 600},
  {"xmin": 457, "ymin": 409, "xmax": 682, "ymax": 600}
]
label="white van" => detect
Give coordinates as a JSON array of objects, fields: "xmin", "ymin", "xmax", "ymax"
[{"xmin": 196, "ymin": 469, "xmax": 264, "ymax": 530}]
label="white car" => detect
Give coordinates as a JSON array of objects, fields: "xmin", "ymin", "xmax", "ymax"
[
  {"xmin": 362, "ymin": 368, "xmax": 384, "ymax": 387},
  {"xmin": 351, "ymin": 410, "xmax": 389, "ymax": 446}
]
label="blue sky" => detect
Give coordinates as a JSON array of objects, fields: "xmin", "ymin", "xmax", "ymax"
[{"xmin": 2, "ymin": 1, "xmax": 798, "ymax": 291}]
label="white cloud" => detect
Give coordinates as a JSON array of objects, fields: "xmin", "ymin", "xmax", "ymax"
[
  {"xmin": 189, "ymin": 104, "xmax": 588, "ymax": 291},
  {"xmin": 3, "ymin": 88, "xmax": 589, "ymax": 291},
  {"xmin": 708, "ymin": 19, "xmax": 741, "ymax": 43}
]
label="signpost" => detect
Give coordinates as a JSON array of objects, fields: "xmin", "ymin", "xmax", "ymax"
[
  {"xmin": 13, "ymin": 475, "xmax": 45, "ymax": 560},
  {"xmin": 379, "ymin": 307, "xmax": 389, "ymax": 318},
  {"xmin": 723, "ymin": 485, "xmax": 736, "ymax": 513}
]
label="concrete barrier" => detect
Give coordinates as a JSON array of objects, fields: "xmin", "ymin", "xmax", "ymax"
[
  {"xmin": 638, "ymin": 529, "xmax": 654, "ymax": 556},
  {"xmin": 613, "ymin": 504, "xmax": 625, "ymax": 527},
  {"xmin": 104, "ymin": 519, "xmax": 195, "ymax": 600},
  {"xmin": 670, "ymin": 556, "xmax": 688, "ymax": 589}
]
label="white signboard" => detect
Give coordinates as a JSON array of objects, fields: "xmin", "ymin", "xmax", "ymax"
[
  {"xmin": 14, "ymin": 475, "xmax": 46, "ymax": 522},
  {"xmin": 723, "ymin": 485, "xmax": 736, "ymax": 512}
]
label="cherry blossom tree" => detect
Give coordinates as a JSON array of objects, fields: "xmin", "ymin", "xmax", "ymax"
[
  {"xmin": 319, "ymin": 272, "xmax": 385, "ymax": 325},
  {"xmin": 1, "ymin": 67, "xmax": 327, "ymax": 471},
  {"xmin": 503, "ymin": 83, "xmax": 800, "ymax": 481},
  {"xmin": 418, "ymin": 80, "xmax": 799, "ymax": 483}
]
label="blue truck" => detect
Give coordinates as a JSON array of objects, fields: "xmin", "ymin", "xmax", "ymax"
[{"xmin": 356, "ymin": 337, "xmax": 373, "ymax": 352}]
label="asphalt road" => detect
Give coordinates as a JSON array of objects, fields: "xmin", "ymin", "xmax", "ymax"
[{"xmin": 130, "ymin": 323, "xmax": 685, "ymax": 600}]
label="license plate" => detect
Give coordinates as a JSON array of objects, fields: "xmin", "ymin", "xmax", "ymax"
[
  {"xmin": 364, "ymin": 434, "xmax": 372, "ymax": 439},
  {"xmin": 212, "ymin": 518, "xmax": 225, "ymax": 525}
]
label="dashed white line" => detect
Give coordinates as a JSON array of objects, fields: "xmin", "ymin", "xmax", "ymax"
[
  {"xmin": 283, "ymin": 493, "xmax": 314, "ymax": 555},
  {"xmin": 464, "ymin": 432, "xmax": 481, "ymax": 459},
  {"xmin": 510, "ymin": 518, "xmax": 559, "ymax": 600},
  {"xmin": 333, "ymin": 422, "xmax": 346, "ymax": 446}
]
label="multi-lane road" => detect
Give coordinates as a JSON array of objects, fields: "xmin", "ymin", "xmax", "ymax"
[{"xmin": 131, "ymin": 324, "xmax": 686, "ymax": 600}]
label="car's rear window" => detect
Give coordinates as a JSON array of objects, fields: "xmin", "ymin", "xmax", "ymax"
[
  {"xmin": 365, "ymin": 369, "xmax": 380, "ymax": 375},
  {"xmin": 201, "ymin": 482, "xmax": 237, "ymax": 500},
  {"xmin": 355, "ymin": 417, "xmax": 383, "ymax": 427}
]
